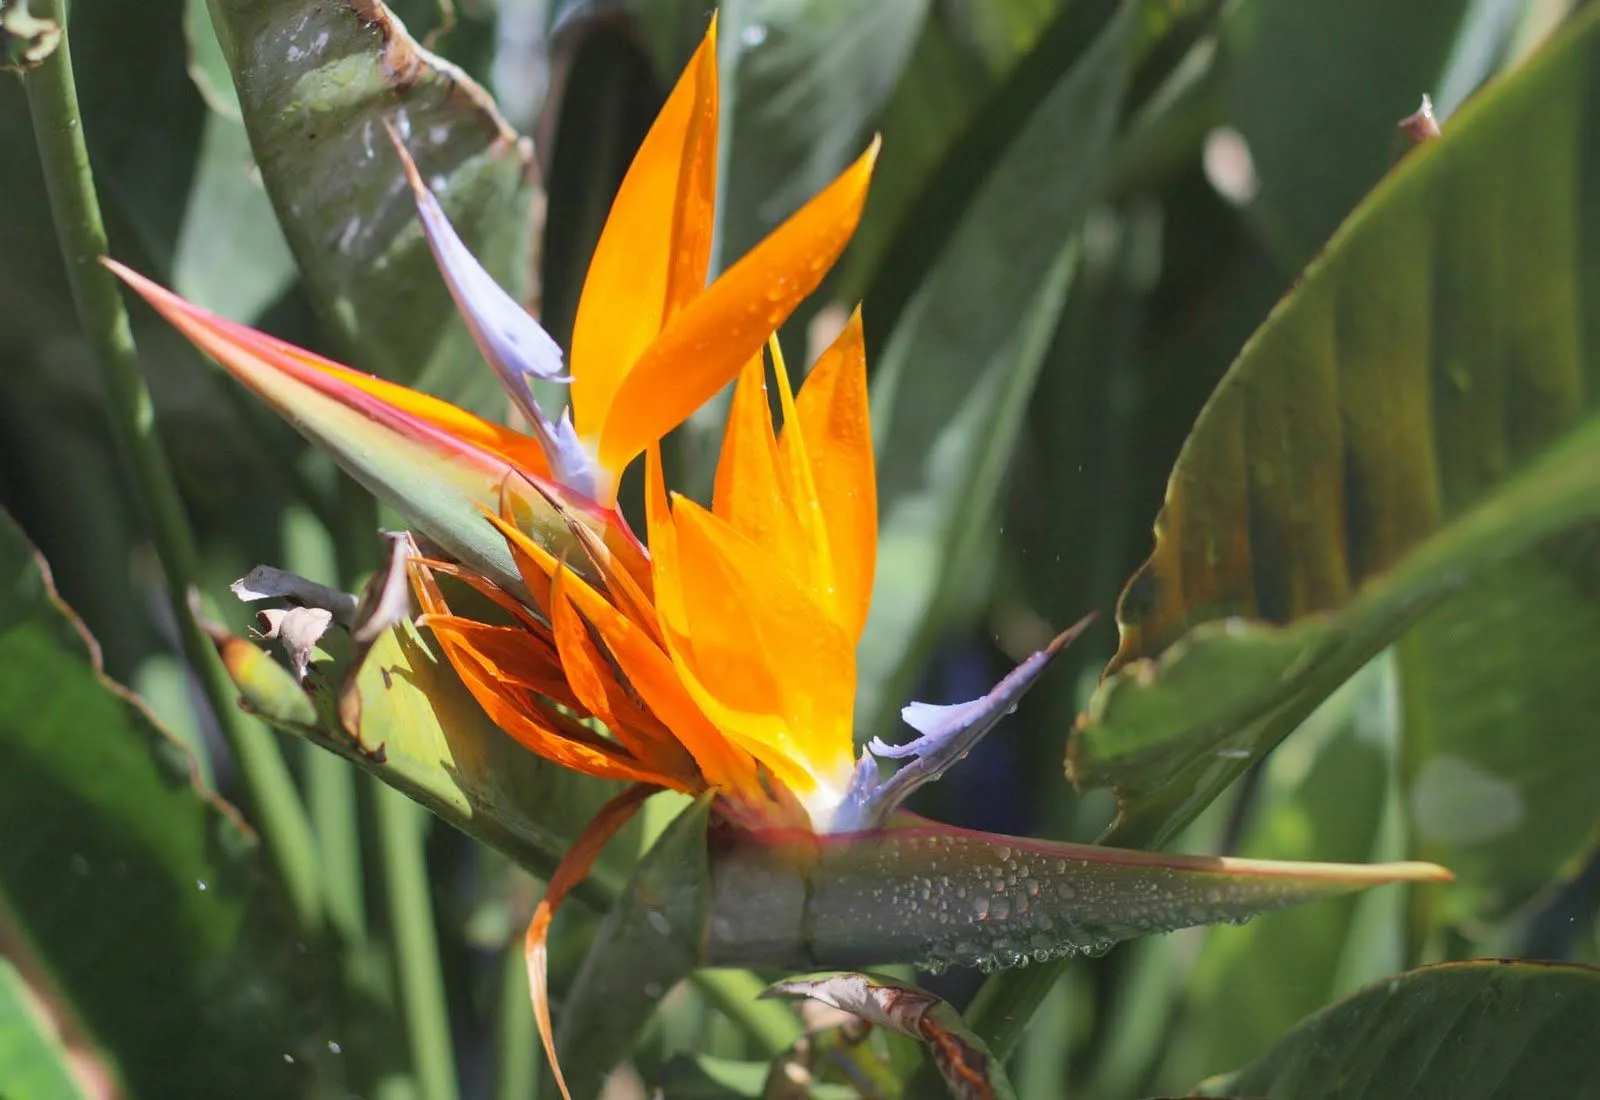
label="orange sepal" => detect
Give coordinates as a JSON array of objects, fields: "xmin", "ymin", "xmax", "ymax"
[
  {"xmin": 549, "ymin": 567, "xmax": 696, "ymax": 782},
  {"xmin": 711, "ymin": 354, "xmax": 808, "ymax": 586}
]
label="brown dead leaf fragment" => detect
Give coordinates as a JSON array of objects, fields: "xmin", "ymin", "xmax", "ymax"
[
  {"xmin": 766, "ymin": 972, "xmax": 1019, "ymax": 1100},
  {"xmin": 1399, "ymin": 94, "xmax": 1441, "ymax": 143},
  {"xmin": 0, "ymin": 2, "xmax": 60, "ymax": 72}
]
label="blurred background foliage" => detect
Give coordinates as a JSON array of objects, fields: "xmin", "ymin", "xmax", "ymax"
[{"xmin": 3, "ymin": 0, "xmax": 1599, "ymax": 1096}]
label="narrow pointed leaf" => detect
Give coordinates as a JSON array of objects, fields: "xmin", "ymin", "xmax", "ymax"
[
  {"xmin": 0, "ymin": 512, "xmax": 333, "ymax": 1097},
  {"xmin": 1074, "ymin": 7, "xmax": 1600, "ymax": 867},
  {"xmin": 766, "ymin": 972, "xmax": 1017, "ymax": 1100},
  {"xmin": 203, "ymin": 0, "xmax": 536, "ymax": 413},
  {"xmin": 703, "ymin": 821, "xmax": 1448, "ymax": 971},
  {"xmin": 1198, "ymin": 961, "xmax": 1600, "ymax": 1099}
]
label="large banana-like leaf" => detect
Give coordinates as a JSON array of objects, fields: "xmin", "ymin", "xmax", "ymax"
[
  {"xmin": 201, "ymin": 0, "xmax": 535, "ymax": 413},
  {"xmin": 1072, "ymin": 8, "xmax": 1600, "ymax": 917},
  {"xmin": 0, "ymin": 512, "xmax": 337, "ymax": 1097},
  {"xmin": 1198, "ymin": 960, "xmax": 1600, "ymax": 1098}
]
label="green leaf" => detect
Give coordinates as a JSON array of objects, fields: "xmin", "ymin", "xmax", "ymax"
[
  {"xmin": 1073, "ymin": 6, "xmax": 1600, "ymax": 860},
  {"xmin": 767, "ymin": 972, "xmax": 1019, "ymax": 1100},
  {"xmin": 1199, "ymin": 960, "xmax": 1600, "ymax": 1098},
  {"xmin": 171, "ymin": 110, "xmax": 297, "ymax": 322},
  {"xmin": 0, "ymin": 511, "xmax": 329, "ymax": 1097},
  {"xmin": 554, "ymin": 796, "xmax": 714, "ymax": 1100},
  {"xmin": 210, "ymin": 600, "xmax": 622, "ymax": 897},
  {"xmin": 713, "ymin": 0, "xmax": 929, "ymax": 270},
  {"xmin": 1156, "ymin": 656, "xmax": 1401, "ymax": 1086},
  {"xmin": 856, "ymin": 0, "xmax": 1137, "ymax": 735},
  {"xmin": 205, "ymin": 0, "xmax": 536, "ymax": 413},
  {"xmin": 703, "ymin": 821, "xmax": 1446, "ymax": 972},
  {"xmin": 1221, "ymin": 0, "xmax": 1472, "ymax": 267},
  {"xmin": 0, "ymin": 958, "xmax": 89, "ymax": 1100}
]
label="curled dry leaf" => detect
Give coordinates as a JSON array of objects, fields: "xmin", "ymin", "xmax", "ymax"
[
  {"xmin": 0, "ymin": 3, "xmax": 61, "ymax": 72},
  {"xmin": 251, "ymin": 606, "xmax": 334, "ymax": 682},
  {"xmin": 766, "ymin": 972, "xmax": 1018, "ymax": 1100}
]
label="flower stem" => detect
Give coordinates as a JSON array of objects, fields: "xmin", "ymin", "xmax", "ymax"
[
  {"xmin": 20, "ymin": 0, "xmax": 322, "ymax": 927},
  {"xmin": 377, "ymin": 787, "xmax": 460, "ymax": 1100},
  {"xmin": 496, "ymin": 937, "xmax": 542, "ymax": 1100},
  {"xmin": 690, "ymin": 970, "xmax": 802, "ymax": 1060}
]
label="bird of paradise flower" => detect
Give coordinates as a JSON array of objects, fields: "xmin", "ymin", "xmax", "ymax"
[{"xmin": 106, "ymin": 15, "xmax": 1449, "ymax": 1099}]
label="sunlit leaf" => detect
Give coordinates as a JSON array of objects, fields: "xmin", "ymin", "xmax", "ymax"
[{"xmin": 210, "ymin": 592, "xmax": 622, "ymax": 895}]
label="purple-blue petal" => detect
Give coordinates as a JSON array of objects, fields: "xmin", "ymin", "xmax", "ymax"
[{"xmin": 831, "ymin": 615, "xmax": 1093, "ymax": 832}]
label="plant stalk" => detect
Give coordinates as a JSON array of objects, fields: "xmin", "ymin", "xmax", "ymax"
[
  {"xmin": 377, "ymin": 787, "xmax": 460, "ymax": 1100},
  {"xmin": 20, "ymin": 0, "xmax": 322, "ymax": 928}
]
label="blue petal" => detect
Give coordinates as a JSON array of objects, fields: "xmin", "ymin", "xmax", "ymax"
[
  {"xmin": 387, "ymin": 122, "xmax": 567, "ymax": 402},
  {"xmin": 831, "ymin": 615, "xmax": 1093, "ymax": 832}
]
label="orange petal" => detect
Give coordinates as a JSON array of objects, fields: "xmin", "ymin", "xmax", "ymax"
[
  {"xmin": 770, "ymin": 334, "xmax": 836, "ymax": 604},
  {"xmin": 569, "ymin": 18, "xmax": 719, "ymax": 451},
  {"xmin": 711, "ymin": 354, "xmax": 809, "ymax": 584},
  {"xmin": 411, "ymin": 558, "xmax": 546, "ymax": 633},
  {"xmin": 553, "ymin": 555, "xmax": 764, "ymax": 802},
  {"xmin": 790, "ymin": 307, "xmax": 876, "ymax": 639},
  {"xmin": 597, "ymin": 138, "xmax": 881, "ymax": 479},
  {"xmin": 526, "ymin": 784, "xmax": 657, "ymax": 1100},
  {"xmin": 411, "ymin": 560, "xmax": 658, "ymax": 782},
  {"xmin": 665, "ymin": 496, "xmax": 858, "ymax": 803}
]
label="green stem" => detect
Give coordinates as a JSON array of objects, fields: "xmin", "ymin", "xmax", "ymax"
[
  {"xmin": 21, "ymin": 0, "xmax": 322, "ymax": 929},
  {"xmin": 308, "ymin": 752, "xmax": 366, "ymax": 948},
  {"xmin": 689, "ymin": 970, "xmax": 802, "ymax": 1060},
  {"xmin": 377, "ymin": 786, "xmax": 460, "ymax": 1100},
  {"xmin": 496, "ymin": 937, "xmax": 542, "ymax": 1100}
]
